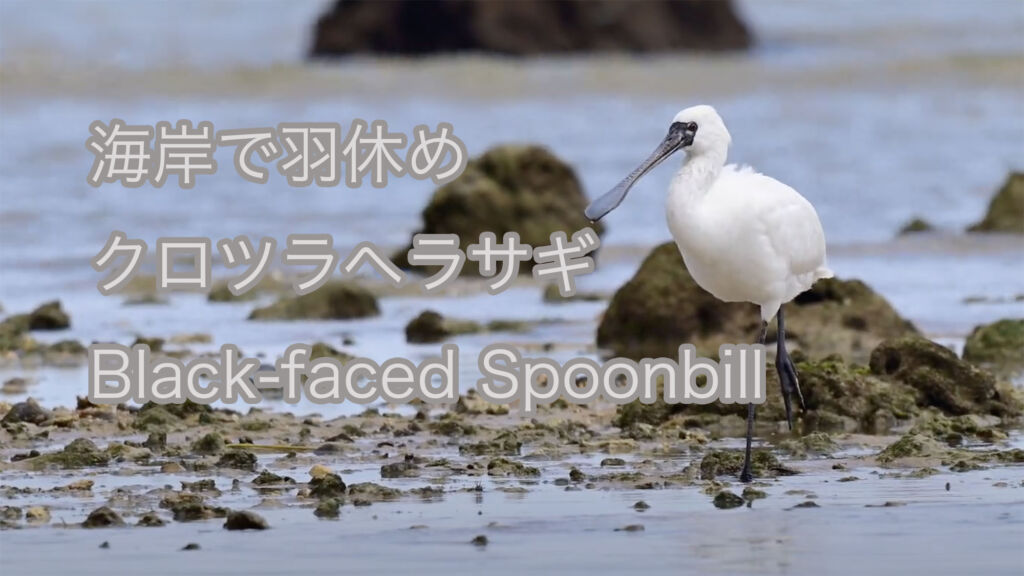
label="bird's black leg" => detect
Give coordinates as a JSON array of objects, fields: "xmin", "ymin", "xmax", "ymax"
[
  {"xmin": 776, "ymin": 305, "xmax": 804, "ymax": 430},
  {"xmin": 740, "ymin": 320, "xmax": 768, "ymax": 483}
]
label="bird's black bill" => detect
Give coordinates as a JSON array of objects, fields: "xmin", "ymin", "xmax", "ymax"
[{"xmin": 584, "ymin": 123, "xmax": 690, "ymax": 222}]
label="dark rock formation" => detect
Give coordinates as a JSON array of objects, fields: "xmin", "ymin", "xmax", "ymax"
[{"xmin": 311, "ymin": 0, "xmax": 752, "ymax": 57}]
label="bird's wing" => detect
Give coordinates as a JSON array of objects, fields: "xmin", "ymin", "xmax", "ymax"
[{"xmin": 715, "ymin": 165, "xmax": 828, "ymax": 279}]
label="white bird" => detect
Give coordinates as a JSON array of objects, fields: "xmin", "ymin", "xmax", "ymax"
[{"xmin": 585, "ymin": 104, "xmax": 832, "ymax": 482}]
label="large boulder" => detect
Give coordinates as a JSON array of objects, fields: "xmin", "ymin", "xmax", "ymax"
[
  {"xmin": 311, "ymin": 0, "xmax": 752, "ymax": 57},
  {"xmin": 968, "ymin": 172, "xmax": 1024, "ymax": 233},
  {"xmin": 869, "ymin": 336, "xmax": 1020, "ymax": 418},
  {"xmin": 394, "ymin": 145, "xmax": 602, "ymax": 275},
  {"xmin": 614, "ymin": 339, "xmax": 1022, "ymax": 435},
  {"xmin": 596, "ymin": 242, "xmax": 917, "ymax": 363},
  {"xmin": 962, "ymin": 318, "xmax": 1024, "ymax": 374}
]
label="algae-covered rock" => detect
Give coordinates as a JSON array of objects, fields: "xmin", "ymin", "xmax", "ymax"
[
  {"xmin": 405, "ymin": 310, "xmax": 481, "ymax": 343},
  {"xmin": 23, "ymin": 438, "xmax": 110, "ymax": 470},
  {"xmin": 898, "ymin": 217, "xmax": 934, "ymax": 235},
  {"xmin": 191, "ymin": 432, "xmax": 225, "ymax": 455},
  {"xmin": 968, "ymin": 172, "xmax": 1024, "ymax": 233},
  {"xmin": 597, "ymin": 243, "xmax": 915, "ymax": 363},
  {"xmin": 1, "ymin": 398, "xmax": 52, "ymax": 425},
  {"xmin": 23, "ymin": 301, "xmax": 71, "ymax": 331},
  {"xmin": 248, "ymin": 282, "xmax": 379, "ymax": 321},
  {"xmin": 393, "ymin": 145, "xmax": 603, "ymax": 275},
  {"xmin": 216, "ymin": 450, "xmax": 258, "ymax": 471},
  {"xmin": 876, "ymin": 433, "xmax": 952, "ymax": 465},
  {"xmin": 82, "ymin": 506, "xmax": 125, "ymax": 528},
  {"xmin": 698, "ymin": 450, "xmax": 796, "ymax": 479},
  {"xmin": 869, "ymin": 336, "xmax": 1021, "ymax": 417},
  {"xmin": 347, "ymin": 482, "xmax": 401, "ymax": 502},
  {"xmin": 487, "ymin": 457, "xmax": 541, "ymax": 478},
  {"xmin": 712, "ymin": 490, "xmax": 745, "ymax": 509},
  {"xmin": 962, "ymin": 319, "xmax": 1024, "ymax": 373},
  {"xmin": 310, "ymin": 473, "xmax": 347, "ymax": 499}
]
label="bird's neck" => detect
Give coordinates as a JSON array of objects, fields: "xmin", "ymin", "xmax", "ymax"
[{"xmin": 670, "ymin": 147, "xmax": 727, "ymax": 205}]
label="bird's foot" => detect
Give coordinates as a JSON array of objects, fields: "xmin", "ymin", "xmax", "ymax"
[
  {"xmin": 776, "ymin": 345, "xmax": 804, "ymax": 431},
  {"xmin": 739, "ymin": 465, "xmax": 753, "ymax": 483}
]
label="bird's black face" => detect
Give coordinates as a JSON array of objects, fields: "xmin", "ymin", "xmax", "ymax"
[
  {"xmin": 670, "ymin": 121, "xmax": 698, "ymax": 149},
  {"xmin": 583, "ymin": 121, "xmax": 697, "ymax": 222}
]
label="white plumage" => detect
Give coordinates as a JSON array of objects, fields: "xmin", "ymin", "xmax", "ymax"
[{"xmin": 663, "ymin": 107, "xmax": 832, "ymax": 322}]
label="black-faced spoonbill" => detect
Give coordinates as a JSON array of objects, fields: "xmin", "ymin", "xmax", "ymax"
[{"xmin": 585, "ymin": 105, "xmax": 832, "ymax": 482}]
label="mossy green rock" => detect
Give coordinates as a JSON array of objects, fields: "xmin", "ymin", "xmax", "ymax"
[
  {"xmin": 962, "ymin": 319, "xmax": 1024, "ymax": 372},
  {"xmin": 968, "ymin": 172, "xmax": 1024, "ymax": 233},
  {"xmin": 698, "ymin": 450, "xmax": 795, "ymax": 479},
  {"xmin": 869, "ymin": 336, "xmax": 1021, "ymax": 417},
  {"xmin": 248, "ymin": 282, "xmax": 379, "ymax": 321},
  {"xmin": 394, "ymin": 145, "xmax": 603, "ymax": 275},
  {"xmin": 24, "ymin": 438, "xmax": 110, "ymax": 470},
  {"xmin": 597, "ymin": 243, "xmax": 916, "ymax": 363},
  {"xmin": 404, "ymin": 310, "xmax": 481, "ymax": 343}
]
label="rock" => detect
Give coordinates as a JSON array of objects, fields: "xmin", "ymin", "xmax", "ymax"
[
  {"xmin": 347, "ymin": 482, "xmax": 401, "ymax": 502},
  {"xmin": 82, "ymin": 506, "xmax": 125, "ymax": 528},
  {"xmin": 742, "ymin": 487, "xmax": 767, "ymax": 501},
  {"xmin": 248, "ymin": 282, "xmax": 379, "ymax": 321},
  {"xmin": 869, "ymin": 336, "xmax": 1021, "ymax": 417},
  {"xmin": 23, "ymin": 438, "xmax": 110, "ymax": 470},
  {"xmin": 26, "ymin": 301, "xmax": 71, "ymax": 330},
  {"xmin": 404, "ymin": 310, "xmax": 482, "ymax": 343},
  {"xmin": 486, "ymin": 457, "xmax": 540, "ymax": 477},
  {"xmin": 25, "ymin": 506, "xmax": 50, "ymax": 524},
  {"xmin": 898, "ymin": 217, "xmax": 934, "ymax": 235},
  {"xmin": 309, "ymin": 342, "xmax": 354, "ymax": 364},
  {"xmin": 699, "ymin": 450, "xmax": 796, "ymax": 479},
  {"xmin": 393, "ymin": 145, "xmax": 603, "ymax": 276},
  {"xmin": 182, "ymin": 543, "xmax": 201, "ymax": 551},
  {"xmin": 308, "ymin": 464, "xmax": 333, "ymax": 480},
  {"xmin": 962, "ymin": 319, "xmax": 1024, "ymax": 373},
  {"xmin": 191, "ymin": 432, "xmax": 225, "ymax": 455},
  {"xmin": 2, "ymin": 397, "xmax": 51, "ymax": 425},
  {"xmin": 223, "ymin": 510, "xmax": 269, "ymax": 531},
  {"xmin": 633, "ymin": 500, "xmax": 650, "ymax": 511},
  {"xmin": 314, "ymin": 498, "xmax": 341, "ymax": 518},
  {"xmin": 470, "ymin": 534, "xmax": 488, "ymax": 546},
  {"xmin": 161, "ymin": 462, "xmax": 186, "ymax": 473},
  {"xmin": 712, "ymin": 491, "xmax": 745, "ymax": 509},
  {"xmin": 600, "ymin": 457, "xmax": 626, "ymax": 467},
  {"xmin": 137, "ymin": 512, "xmax": 166, "ymax": 527},
  {"xmin": 252, "ymin": 470, "xmax": 296, "ymax": 486},
  {"xmin": 968, "ymin": 172, "xmax": 1024, "ymax": 233},
  {"xmin": 876, "ymin": 433, "xmax": 951, "ymax": 465},
  {"xmin": 216, "ymin": 450, "xmax": 258, "ymax": 471},
  {"xmin": 1, "ymin": 377, "xmax": 29, "ymax": 395},
  {"xmin": 381, "ymin": 457, "xmax": 421, "ymax": 479},
  {"xmin": 597, "ymin": 243, "xmax": 915, "ymax": 363},
  {"xmin": 311, "ymin": 0, "xmax": 751, "ymax": 57},
  {"xmin": 615, "ymin": 524, "xmax": 645, "ymax": 532},
  {"xmin": 309, "ymin": 473, "xmax": 347, "ymax": 499}
]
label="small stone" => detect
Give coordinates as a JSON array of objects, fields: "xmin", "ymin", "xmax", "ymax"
[
  {"xmin": 161, "ymin": 462, "xmax": 186, "ymax": 473},
  {"xmin": 181, "ymin": 543, "xmax": 201, "ymax": 551},
  {"xmin": 223, "ymin": 510, "xmax": 269, "ymax": 531},
  {"xmin": 633, "ymin": 501, "xmax": 650, "ymax": 511},
  {"xmin": 741, "ymin": 487, "xmax": 767, "ymax": 501},
  {"xmin": 65, "ymin": 479, "xmax": 94, "ymax": 491},
  {"xmin": 216, "ymin": 450, "xmax": 257, "ymax": 471},
  {"xmin": 99, "ymin": 541, "xmax": 110, "ymax": 549},
  {"xmin": 569, "ymin": 467, "xmax": 585, "ymax": 482},
  {"xmin": 470, "ymin": 534, "xmax": 488, "ymax": 546},
  {"xmin": 789, "ymin": 501, "xmax": 820, "ymax": 510},
  {"xmin": 615, "ymin": 524, "xmax": 645, "ymax": 532},
  {"xmin": 600, "ymin": 458, "xmax": 626, "ymax": 467},
  {"xmin": 1, "ymin": 398, "xmax": 51, "ymax": 425}
]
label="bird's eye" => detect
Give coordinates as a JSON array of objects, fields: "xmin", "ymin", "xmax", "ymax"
[{"xmin": 687, "ymin": 122, "xmax": 698, "ymax": 132}]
